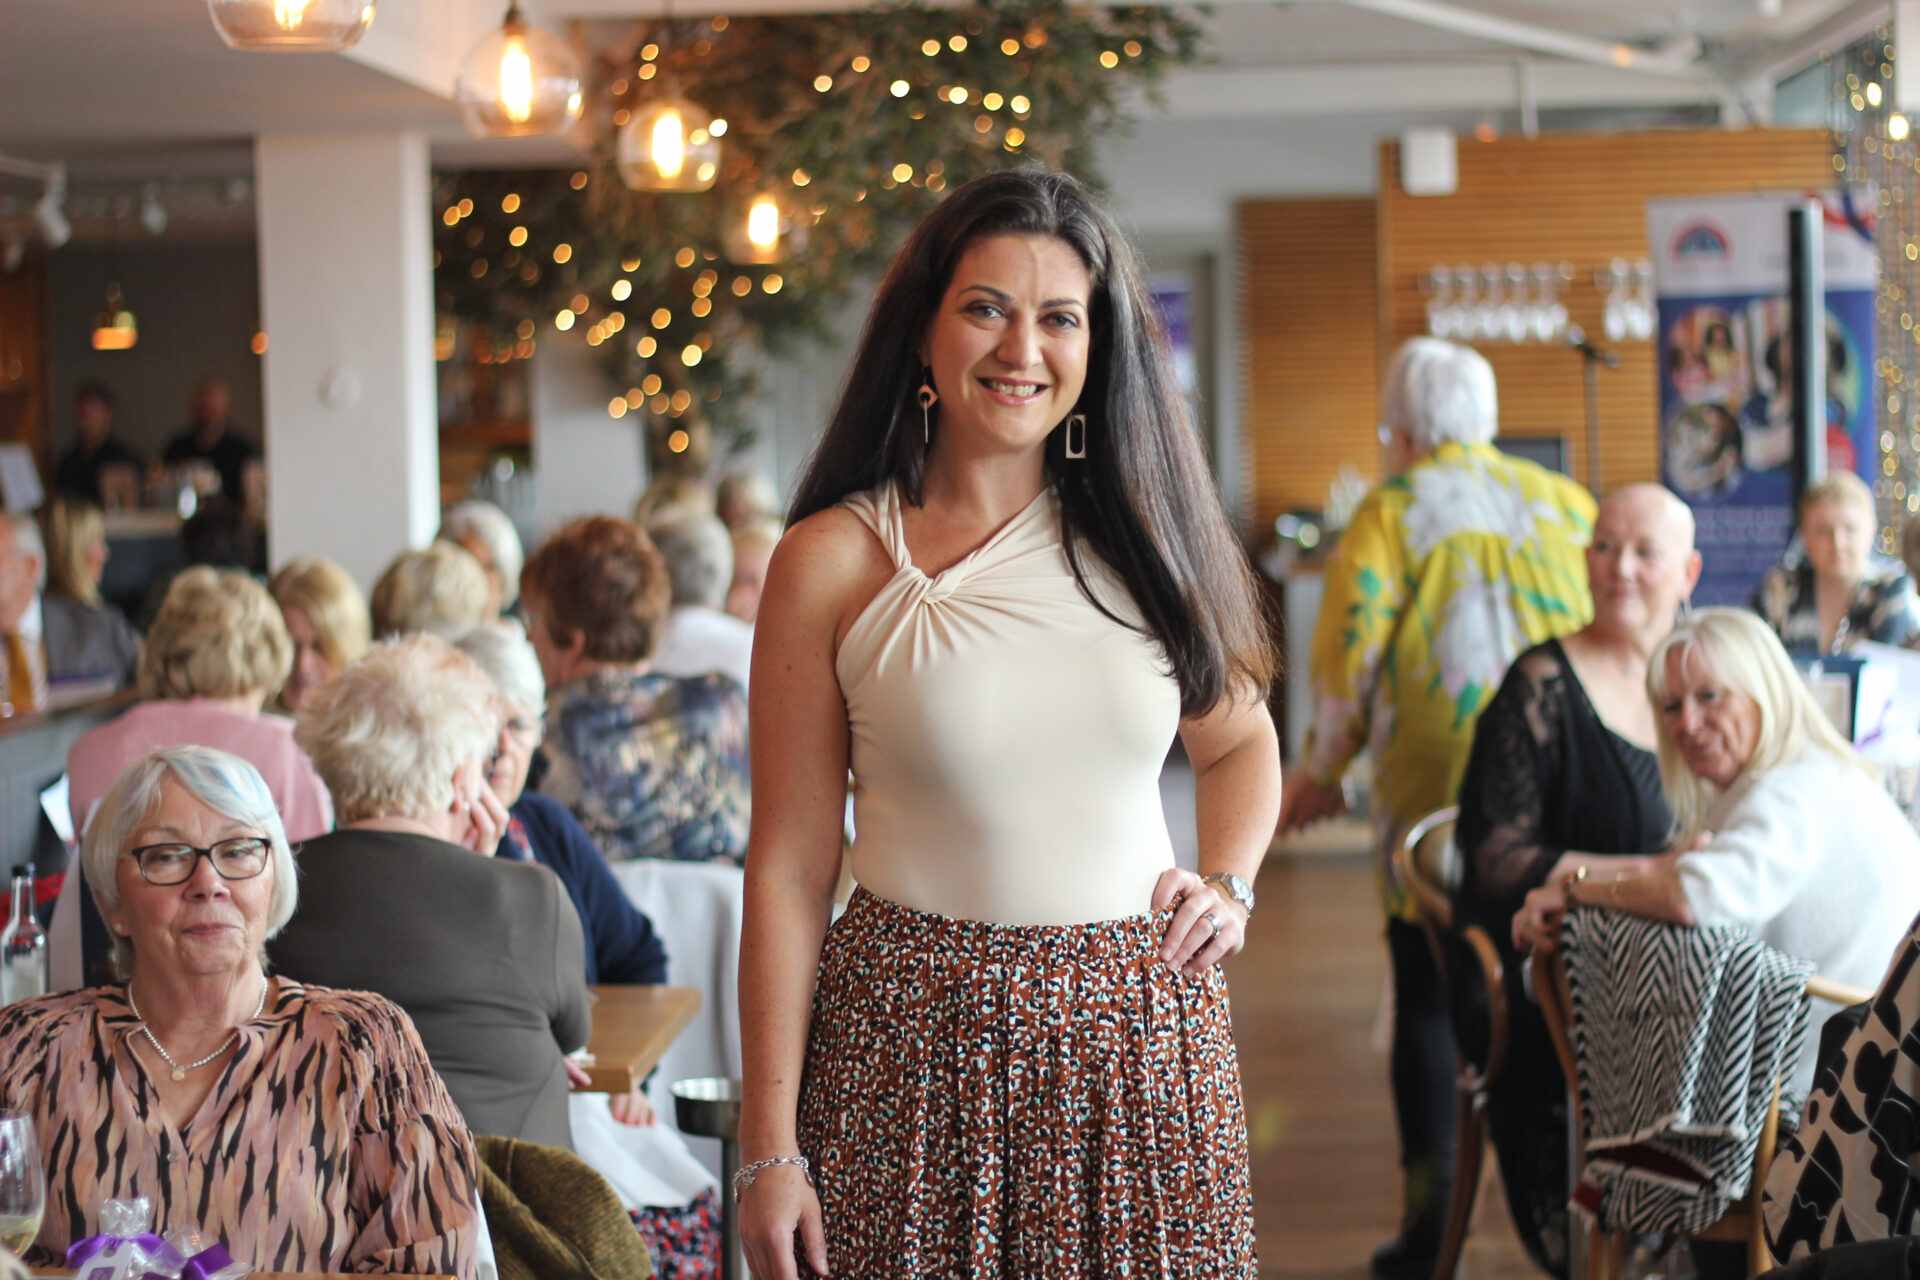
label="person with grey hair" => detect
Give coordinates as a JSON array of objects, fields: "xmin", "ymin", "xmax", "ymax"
[
  {"xmin": 454, "ymin": 623, "xmax": 669, "ymax": 990},
  {"xmin": 645, "ymin": 511, "xmax": 754, "ymax": 691},
  {"xmin": 1277, "ymin": 336, "xmax": 1597, "ymax": 1279},
  {"xmin": 441, "ymin": 500, "xmax": 526, "ymax": 617},
  {"xmin": 270, "ymin": 633, "xmax": 592, "ymax": 1152},
  {"xmin": 0, "ymin": 745, "xmax": 482, "ymax": 1275}
]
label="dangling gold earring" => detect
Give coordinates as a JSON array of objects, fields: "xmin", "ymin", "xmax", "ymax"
[
  {"xmin": 1064, "ymin": 413, "xmax": 1087, "ymax": 460},
  {"xmin": 918, "ymin": 371, "xmax": 938, "ymax": 445}
]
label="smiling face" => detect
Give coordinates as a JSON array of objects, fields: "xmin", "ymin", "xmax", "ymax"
[
  {"xmin": 921, "ymin": 233, "xmax": 1093, "ymax": 459},
  {"xmin": 1658, "ymin": 646, "xmax": 1764, "ymax": 789},
  {"xmin": 104, "ymin": 780, "xmax": 276, "ymax": 984},
  {"xmin": 1587, "ymin": 486, "xmax": 1700, "ymax": 636}
]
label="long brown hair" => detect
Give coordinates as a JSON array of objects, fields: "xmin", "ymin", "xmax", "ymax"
[{"xmin": 788, "ymin": 169, "xmax": 1273, "ymax": 716}]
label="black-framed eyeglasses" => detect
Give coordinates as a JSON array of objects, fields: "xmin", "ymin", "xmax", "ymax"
[{"xmin": 124, "ymin": 838, "xmax": 271, "ymax": 886}]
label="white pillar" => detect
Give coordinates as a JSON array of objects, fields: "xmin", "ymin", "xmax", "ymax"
[{"xmin": 255, "ymin": 132, "xmax": 439, "ymax": 589}]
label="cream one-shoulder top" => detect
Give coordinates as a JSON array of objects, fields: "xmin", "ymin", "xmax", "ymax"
[{"xmin": 835, "ymin": 481, "xmax": 1183, "ymax": 926}]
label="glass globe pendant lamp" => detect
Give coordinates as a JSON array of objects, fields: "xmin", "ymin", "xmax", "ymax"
[
  {"xmin": 722, "ymin": 192, "xmax": 801, "ymax": 264},
  {"xmin": 617, "ymin": 96, "xmax": 720, "ymax": 192},
  {"xmin": 455, "ymin": 4, "xmax": 584, "ymax": 138},
  {"xmin": 207, "ymin": 0, "xmax": 374, "ymax": 50}
]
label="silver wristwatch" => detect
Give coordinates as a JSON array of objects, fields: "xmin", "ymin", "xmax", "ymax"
[{"xmin": 1203, "ymin": 872, "xmax": 1255, "ymax": 917}]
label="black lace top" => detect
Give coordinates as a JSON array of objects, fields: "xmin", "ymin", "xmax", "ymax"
[{"xmin": 1454, "ymin": 638, "xmax": 1671, "ymax": 939}]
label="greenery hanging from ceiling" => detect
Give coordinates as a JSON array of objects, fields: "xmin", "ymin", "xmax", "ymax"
[{"xmin": 431, "ymin": 1, "xmax": 1202, "ymax": 455}]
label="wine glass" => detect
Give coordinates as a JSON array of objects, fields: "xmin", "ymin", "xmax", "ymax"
[{"xmin": 0, "ymin": 1111, "xmax": 45, "ymax": 1259}]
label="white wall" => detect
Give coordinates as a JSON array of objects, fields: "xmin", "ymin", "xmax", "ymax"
[{"xmin": 528, "ymin": 334, "xmax": 649, "ymax": 538}]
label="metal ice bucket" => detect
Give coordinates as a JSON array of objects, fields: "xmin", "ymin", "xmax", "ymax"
[{"xmin": 672, "ymin": 1077, "xmax": 744, "ymax": 1279}]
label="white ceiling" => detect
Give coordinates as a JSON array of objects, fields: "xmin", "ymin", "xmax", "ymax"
[{"xmin": 0, "ymin": 0, "xmax": 1879, "ymax": 196}]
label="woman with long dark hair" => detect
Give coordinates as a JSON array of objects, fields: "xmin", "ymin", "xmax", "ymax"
[{"xmin": 737, "ymin": 169, "xmax": 1280, "ymax": 1279}]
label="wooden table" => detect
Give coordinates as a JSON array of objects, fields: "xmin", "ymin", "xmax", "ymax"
[{"xmin": 571, "ymin": 984, "xmax": 702, "ymax": 1094}]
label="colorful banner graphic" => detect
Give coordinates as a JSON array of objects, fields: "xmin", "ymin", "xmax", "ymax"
[{"xmin": 1647, "ymin": 189, "xmax": 1878, "ymax": 606}]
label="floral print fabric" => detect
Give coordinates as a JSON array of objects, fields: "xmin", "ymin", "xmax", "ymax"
[
  {"xmin": 541, "ymin": 667, "xmax": 750, "ymax": 864},
  {"xmin": 797, "ymin": 888, "xmax": 1256, "ymax": 1279},
  {"xmin": 1751, "ymin": 550, "xmax": 1920, "ymax": 653},
  {"xmin": 1303, "ymin": 442, "xmax": 1595, "ymax": 920}
]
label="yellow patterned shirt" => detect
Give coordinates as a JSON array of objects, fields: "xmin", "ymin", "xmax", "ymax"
[{"xmin": 1302, "ymin": 442, "xmax": 1596, "ymax": 920}]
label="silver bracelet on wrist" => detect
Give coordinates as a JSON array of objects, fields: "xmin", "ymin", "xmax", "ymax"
[{"xmin": 732, "ymin": 1154, "xmax": 812, "ymax": 1196}]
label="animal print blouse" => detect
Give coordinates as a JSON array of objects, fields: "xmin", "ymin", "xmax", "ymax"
[{"xmin": 0, "ymin": 979, "xmax": 480, "ymax": 1277}]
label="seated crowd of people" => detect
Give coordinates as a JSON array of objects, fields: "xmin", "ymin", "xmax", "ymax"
[{"xmin": 0, "ymin": 469, "xmax": 781, "ymax": 1278}]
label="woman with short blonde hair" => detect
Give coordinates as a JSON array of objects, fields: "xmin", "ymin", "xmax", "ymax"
[
  {"xmin": 1754, "ymin": 468, "xmax": 1919, "ymax": 652},
  {"xmin": 138, "ymin": 567, "xmax": 292, "ymax": 703},
  {"xmin": 370, "ymin": 542, "xmax": 491, "ymax": 640},
  {"xmin": 269, "ymin": 556, "xmax": 371, "ymax": 712},
  {"xmin": 44, "ymin": 495, "xmax": 105, "ymax": 607}
]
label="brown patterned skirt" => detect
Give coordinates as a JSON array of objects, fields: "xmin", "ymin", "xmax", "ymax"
[{"xmin": 796, "ymin": 887, "xmax": 1257, "ymax": 1279}]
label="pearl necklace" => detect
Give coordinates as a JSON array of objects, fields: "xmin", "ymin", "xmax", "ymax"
[{"xmin": 126, "ymin": 975, "xmax": 269, "ymax": 1082}]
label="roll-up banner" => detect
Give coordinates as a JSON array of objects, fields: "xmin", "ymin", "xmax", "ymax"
[{"xmin": 1646, "ymin": 189, "xmax": 1878, "ymax": 606}]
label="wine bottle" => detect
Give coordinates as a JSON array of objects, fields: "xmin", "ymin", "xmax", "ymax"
[{"xmin": 0, "ymin": 870, "xmax": 47, "ymax": 1006}]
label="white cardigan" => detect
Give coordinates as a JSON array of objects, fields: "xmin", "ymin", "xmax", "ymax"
[{"xmin": 1678, "ymin": 746, "xmax": 1920, "ymax": 1091}]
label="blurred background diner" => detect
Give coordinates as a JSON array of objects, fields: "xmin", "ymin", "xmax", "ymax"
[{"xmin": 10, "ymin": 1, "xmax": 1920, "ymax": 1275}]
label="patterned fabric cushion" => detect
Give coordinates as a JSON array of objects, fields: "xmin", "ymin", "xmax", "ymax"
[
  {"xmin": 1564, "ymin": 907, "xmax": 1815, "ymax": 1236},
  {"xmin": 1763, "ymin": 911, "xmax": 1920, "ymax": 1265}
]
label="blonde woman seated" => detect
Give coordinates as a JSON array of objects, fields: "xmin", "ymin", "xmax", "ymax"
[
  {"xmin": 66, "ymin": 567, "xmax": 331, "ymax": 841},
  {"xmin": 270, "ymin": 634, "xmax": 592, "ymax": 1150},
  {"xmin": 268, "ymin": 556, "xmax": 371, "ymax": 713},
  {"xmin": 1753, "ymin": 470, "xmax": 1920, "ymax": 653},
  {"xmin": 0, "ymin": 745, "xmax": 480, "ymax": 1275},
  {"xmin": 1513, "ymin": 606, "xmax": 1920, "ymax": 1093},
  {"xmin": 42, "ymin": 495, "xmax": 140, "ymax": 688},
  {"xmin": 370, "ymin": 542, "xmax": 492, "ymax": 640}
]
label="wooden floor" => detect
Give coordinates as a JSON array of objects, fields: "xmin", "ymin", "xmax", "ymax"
[{"xmin": 1223, "ymin": 854, "xmax": 1539, "ymax": 1280}]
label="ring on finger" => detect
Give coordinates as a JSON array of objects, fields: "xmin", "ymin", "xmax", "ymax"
[{"xmin": 1204, "ymin": 912, "xmax": 1220, "ymax": 939}]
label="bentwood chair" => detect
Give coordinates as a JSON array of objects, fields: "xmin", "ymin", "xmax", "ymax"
[
  {"xmin": 1534, "ymin": 945, "xmax": 1870, "ymax": 1279},
  {"xmin": 1392, "ymin": 805, "xmax": 1510, "ymax": 1280}
]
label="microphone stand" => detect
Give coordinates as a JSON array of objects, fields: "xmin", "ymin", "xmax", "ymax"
[{"xmin": 1567, "ymin": 326, "xmax": 1620, "ymax": 492}]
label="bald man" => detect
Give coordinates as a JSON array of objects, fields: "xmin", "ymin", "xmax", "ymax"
[
  {"xmin": 1449, "ymin": 481, "xmax": 1700, "ymax": 1275},
  {"xmin": 163, "ymin": 378, "xmax": 257, "ymax": 505}
]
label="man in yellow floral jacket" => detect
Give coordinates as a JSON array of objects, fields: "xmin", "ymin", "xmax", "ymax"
[{"xmin": 1278, "ymin": 337, "xmax": 1595, "ymax": 1278}]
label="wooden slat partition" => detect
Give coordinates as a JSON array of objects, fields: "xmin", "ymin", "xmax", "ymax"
[
  {"xmin": 1239, "ymin": 198, "xmax": 1379, "ymax": 530},
  {"xmin": 1377, "ymin": 128, "xmax": 1837, "ymax": 492}
]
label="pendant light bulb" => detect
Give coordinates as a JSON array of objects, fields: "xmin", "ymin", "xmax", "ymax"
[
  {"xmin": 456, "ymin": 4, "xmax": 583, "ymax": 138},
  {"xmin": 91, "ymin": 283, "xmax": 138, "ymax": 352},
  {"xmin": 746, "ymin": 196, "xmax": 780, "ymax": 250},
  {"xmin": 617, "ymin": 96, "xmax": 720, "ymax": 192},
  {"xmin": 207, "ymin": 0, "xmax": 373, "ymax": 50}
]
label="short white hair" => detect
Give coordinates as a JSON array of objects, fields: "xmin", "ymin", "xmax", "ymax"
[
  {"xmin": 82, "ymin": 746, "xmax": 298, "ymax": 982},
  {"xmin": 647, "ymin": 512, "xmax": 735, "ymax": 610},
  {"xmin": 441, "ymin": 501, "xmax": 526, "ymax": 608},
  {"xmin": 454, "ymin": 621, "xmax": 545, "ymax": 717},
  {"xmin": 294, "ymin": 633, "xmax": 500, "ymax": 825},
  {"xmin": 7, "ymin": 512, "xmax": 46, "ymax": 592},
  {"xmin": 1380, "ymin": 337, "xmax": 1498, "ymax": 452}
]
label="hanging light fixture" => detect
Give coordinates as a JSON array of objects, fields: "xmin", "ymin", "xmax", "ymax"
[
  {"xmin": 455, "ymin": 4, "xmax": 584, "ymax": 138},
  {"xmin": 617, "ymin": 97, "xmax": 720, "ymax": 191},
  {"xmin": 91, "ymin": 284, "xmax": 138, "ymax": 351},
  {"xmin": 722, "ymin": 192, "xmax": 798, "ymax": 264},
  {"xmin": 207, "ymin": 0, "xmax": 374, "ymax": 50}
]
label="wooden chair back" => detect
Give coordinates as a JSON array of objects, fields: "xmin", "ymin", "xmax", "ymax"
[
  {"xmin": 1393, "ymin": 805, "xmax": 1459, "ymax": 934},
  {"xmin": 1534, "ymin": 942, "xmax": 1873, "ymax": 1278}
]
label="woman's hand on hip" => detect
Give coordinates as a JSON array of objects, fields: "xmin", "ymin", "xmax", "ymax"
[
  {"xmin": 1153, "ymin": 868, "xmax": 1248, "ymax": 975},
  {"xmin": 740, "ymin": 1165, "xmax": 829, "ymax": 1279}
]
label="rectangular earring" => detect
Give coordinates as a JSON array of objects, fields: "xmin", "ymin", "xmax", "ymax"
[{"xmin": 1065, "ymin": 413, "xmax": 1087, "ymax": 459}]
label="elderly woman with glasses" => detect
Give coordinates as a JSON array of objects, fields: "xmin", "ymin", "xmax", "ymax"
[{"xmin": 0, "ymin": 745, "xmax": 481, "ymax": 1276}]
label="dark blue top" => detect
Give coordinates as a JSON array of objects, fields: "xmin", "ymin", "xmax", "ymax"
[{"xmin": 506, "ymin": 790, "xmax": 670, "ymax": 986}]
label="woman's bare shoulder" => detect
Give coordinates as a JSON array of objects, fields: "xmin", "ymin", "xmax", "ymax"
[{"xmin": 765, "ymin": 507, "xmax": 897, "ymax": 639}]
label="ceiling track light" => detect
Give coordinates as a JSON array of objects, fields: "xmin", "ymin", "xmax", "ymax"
[{"xmin": 0, "ymin": 156, "xmax": 70, "ymax": 249}]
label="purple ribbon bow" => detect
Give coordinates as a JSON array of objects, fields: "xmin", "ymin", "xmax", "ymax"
[
  {"xmin": 65, "ymin": 1230, "xmax": 184, "ymax": 1271},
  {"xmin": 142, "ymin": 1242, "xmax": 238, "ymax": 1280}
]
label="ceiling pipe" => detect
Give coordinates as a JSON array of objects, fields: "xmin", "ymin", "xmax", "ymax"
[{"xmin": 1328, "ymin": 0, "xmax": 1708, "ymax": 77}]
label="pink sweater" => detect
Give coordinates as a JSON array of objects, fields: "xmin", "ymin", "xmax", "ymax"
[{"xmin": 66, "ymin": 699, "xmax": 333, "ymax": 839}]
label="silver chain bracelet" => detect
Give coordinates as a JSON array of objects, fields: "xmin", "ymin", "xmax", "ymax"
[{"xmin": 731, "ymin": 1154, "xmax": 812, "ymax": 1196}]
